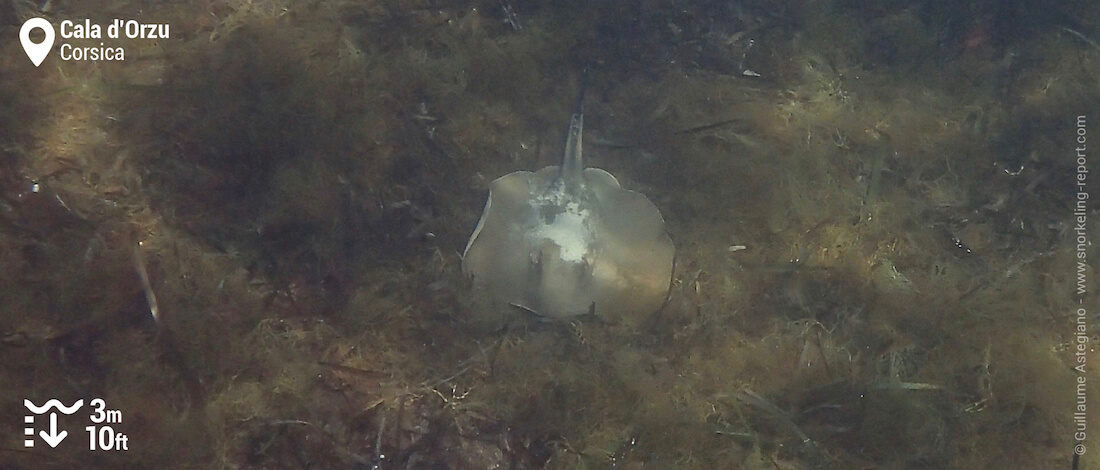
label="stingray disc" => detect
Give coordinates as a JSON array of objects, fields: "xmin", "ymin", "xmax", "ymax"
[{"xmin": 462, "ymin": 115, "xmax": 674, "ymax": 324}]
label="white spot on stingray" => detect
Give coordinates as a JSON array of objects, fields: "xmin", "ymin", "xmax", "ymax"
[{"xmin": 530, "ymin": 201, "xmax": 591, "ymax": 263}]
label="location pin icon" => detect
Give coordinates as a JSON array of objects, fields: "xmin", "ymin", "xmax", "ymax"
[{"xmin": 20, "ymin": 18, "xmax": 55, "ymax": 67}]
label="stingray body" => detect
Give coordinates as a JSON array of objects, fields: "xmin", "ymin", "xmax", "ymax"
[{"xmin": 462, "ymin": 108, "xmax": 674, "ymax": 323}]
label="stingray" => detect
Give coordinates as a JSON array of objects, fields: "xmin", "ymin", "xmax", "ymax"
[{"xmin": 462, "ymin": 89, "xmax": 675, "ymax": 323}]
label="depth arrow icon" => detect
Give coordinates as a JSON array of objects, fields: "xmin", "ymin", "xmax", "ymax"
[{"xmin": 39, "ymin": 413, "xmax": 67, "ymax": 448}]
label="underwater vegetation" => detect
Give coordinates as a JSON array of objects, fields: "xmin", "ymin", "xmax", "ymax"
[{"xmin": 0, "ymin": 0, "xmax": 1098, "ymax": 468}]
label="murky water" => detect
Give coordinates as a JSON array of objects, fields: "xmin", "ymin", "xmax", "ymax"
[{"xmin": 1, "ymin": 0, "xmax": 1096, "ymax": 468}]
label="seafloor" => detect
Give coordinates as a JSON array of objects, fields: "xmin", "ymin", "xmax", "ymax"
[{"xmin": 1, "ymin": 0, "xmax": 1098, "ymax": 468}]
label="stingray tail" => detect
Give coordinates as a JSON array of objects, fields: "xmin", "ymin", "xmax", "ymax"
[
  {"xmin": 573, "ymin": 65, "xmax": 588, "ymax": 116},
  {"xmin": 561, "ymin": 66, "xmax": 588, "ymax": 184}
]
